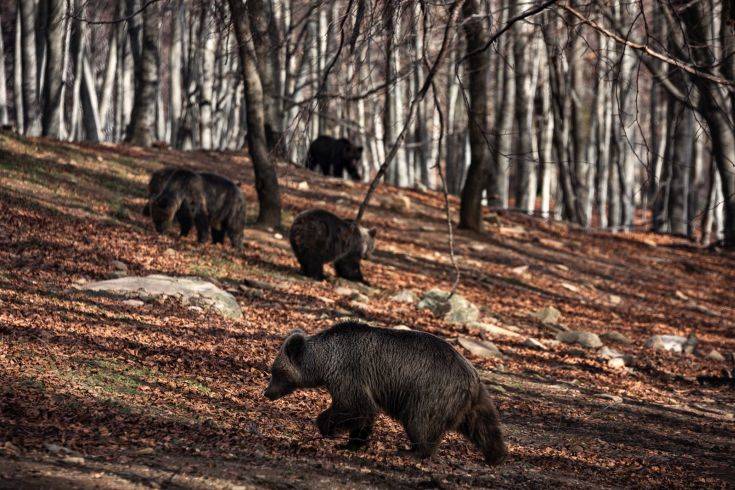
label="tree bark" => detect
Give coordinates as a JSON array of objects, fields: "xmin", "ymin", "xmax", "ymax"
[
  {"xmin": 199, "ymin": 3, "xmax": 216, "ymax": 149},
  {"xmin": 125, "ymin": 1, "xmax": 159, "ymax": 146},
  {"xmin": 229, "ymin": 0, "xmax": 282, "ymax": 227},
  {"xmin": 458, "ymin": 0, "xmax": 491, "ymax": 231},
  {"xmin": 19, "ymin": 0, "xmax": 42, "ymax": 136},
  {"xmin": 41, "ymin": 0, "xmax": 64, "ymax": 138},
  {"xmin": 13, "ymin": 9, "xmax": 24, "ymax": 133},
  {"xmin": 0, "ymin": 14, "xmax": 8, "ymax": 126}
]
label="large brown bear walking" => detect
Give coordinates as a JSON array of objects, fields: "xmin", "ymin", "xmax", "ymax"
[{"xmin": 264, "ymin": 321, "xmax": 507, "ymax": 466}]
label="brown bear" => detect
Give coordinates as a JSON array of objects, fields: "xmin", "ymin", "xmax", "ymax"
[
  {"xmin": 289, "ymin": 209, "xmax": 376, "ymax": 283},
  {"xmin": 263, "ymin": 321, "xmax": 507, "ymax": 466},
  {"xmin": 149, "ymin": 169, "xmax": 246, "ymax": 249},
  {"xmin": 306, "ymin": 135, "xmax": 364, "ymax": 180},
  {"xmin": 143, "ymin": 167, "xmax": 193, "ymax": 237}
]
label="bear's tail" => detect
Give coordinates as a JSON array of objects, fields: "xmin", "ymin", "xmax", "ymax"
[{"xmin": 460, "ymin": 384, "xmax": 507, "ymax": 466}]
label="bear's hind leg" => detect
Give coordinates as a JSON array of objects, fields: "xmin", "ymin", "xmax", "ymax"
[
  {"xmin": 402, "ymin": 418, "xmax": 446, "ymax": 459},
  {"xmin": 194, "ymin": 212, "xmax": 210, "ymax": 244},
  {"xmin": 211, "ymin": 228, "xmax": 225, "ymax": 244}
]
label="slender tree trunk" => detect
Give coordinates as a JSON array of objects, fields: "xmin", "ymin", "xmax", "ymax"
[
  {"xmin": 13, "ymin": 9, "xmax": 24, "ymax": 132},
  {"xmin": 199, "ymin": 3, "xmax": 216, "ymax": 149},
  {"xmin": 538, "ymin": 66, "xmax": 554, "ymax": 219},
  {"xmin": 41, "ymin": 0, "xmax": 64, "ymax": 138},
  {"xmin": 98, "ymin": 26, "xmax": 118, "ymax": 137},
  {"xmin": 488, "ymin": 0, "xmax": 516, "ymax": 208},
  {"xmin": 0, "ymin": 14, "xmax": 9, "ymax": 126},
  {"xmin": 19, "ymin": 0, "xmax": 42, "ymax": 136},
  {"xmin": 125, "ymin": 1, "xmax": 159, "ymax": 146},
  {"xmin": 229, "ymin": 0, "xmax": 282, "ymax": 227},
  {"xmin": 169, "ymin": 0, "xmax": 184, "ymax": 146},
  {"xmin": 458, "ymin": 0, "xmax": 491, "ymax": 231}
]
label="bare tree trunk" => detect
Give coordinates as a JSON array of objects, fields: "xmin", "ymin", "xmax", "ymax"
[
  {"xmin": 98, "ymin": 25, "xmax": 118, "ymax": 137},
  {"xmin": 80, "ymin": 54, "xmax": 103, "ymax": 141},
  {"xmin": 514, "ymin": 23, "xmax": 539, "ymax": 214},
  {"xmin": 125, "ymin": 0, "xmax": 159, "ymax": 146},
  {"xmin": 41, "ymin": 0, "xmax": 64, "ymax": 138},
  {"xmin": 199, "ymin": 3, "xmax": 216, "ymax": 149},
  {"xmin": 169, "ymin": 0, "xmax": 184, "ymax": 146},
  {"xmin": 229, "ymin": 0, "xmax": 282, "ymax": 227},
  {"xmin": 13, "ymin": 9, "xmax": 24, "ymax": 133},
  {"xmin": 688, "ymin": 134, "xmax": 707, "ymax": 238},
  {"xmin": 458, "ymin": 0, "xmax": 491, "ymax": 231},
  {"xmin": 0, "ymin": 14, "xmax": 9, "ymax": 126},
  {"xmin": 488, "ymin": 0, "xmax": 516, "ymax": 209},
  {"xmin": 538, "ymin": 64, "xmax": 554, "ymax": 219},
  {"xmin": 19, "ymin": 0, "xmax": 42, "ymax": 136}
]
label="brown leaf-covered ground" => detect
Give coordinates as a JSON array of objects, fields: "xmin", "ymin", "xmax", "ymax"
[{"xmin": 1, "ymin": 132, "xmax": 734, "ymax": 489}]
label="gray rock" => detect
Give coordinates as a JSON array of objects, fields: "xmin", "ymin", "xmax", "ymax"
[
  {"xmin": 607, "ymin": 357, "xmax": 626, "ymax": 369},
  {"xmin": 706, "ymin": 349, "xmax": 725, "ymax": 362},
  {"xmin": 523, "ymin": 338, "xmax": 548, "ymax": 350},
  {"xmin": 393, "ymin": 325, "xmax": 412, "ymax": 331},
  {"xmin": 531, "ymin": 306, "xmax": 562, "ymax": 324},
  {"xmin": 608, "ymin": 294, "xmax": 622, "ymax": 305},
  {"xmin": 122, "ymin": 299, "xmax": 145, "ymax": 307},
  {"xmin": 600, "ymin": 331, "xmax": 631, "ymax": 345},
  {"xmin": 556, "ymin": 331, "xmax": 603, "ymax": 349},
  {"xmin": 470, "ymin": 322, "xmax": 522, "ymax": 338},
  {"xmin": 390, "ymin": 290, "xmax": 418, "ymax": 304},
  {"xmin": 80, "ymin": 275, "xmax": 243, "ymax": 319},
  {"xmin": 297, "ymin": 181, "xmax": 309, "ymax": 190},
  {"xmin": 469, "ymin": 243, "xmax": 486, "ymax": 252},
  {"xmin": 111, "ymin": 260, "xmax": 128, "ymax": 272},
  {"xmin": 596, "ymin": 393, "xmax": 623, "ymax": 404},
  {"xmin": 458, "ymin": 337, "xmax": 503, "ymax": 359},
  {"xmin": 645, "ymin": 334, "xmax": 688, "ymax": 353},
  {"xmin": 418, "ymin": 289, "xmax": 479, "ymax": 324},
  {"xmin": 597, "ymin": 346, "xmax": 623, "ymax": 360},
  {"xmin": 163, "ymin": 248, "xmax": 176, "ymax": 257}
]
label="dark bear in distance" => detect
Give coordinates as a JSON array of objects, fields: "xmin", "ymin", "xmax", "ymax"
[
  {"xmin": 149, "ymin": 169, "xmax": 246, "ymax": 249},
  {"xmin": 306, "ymin": 135, "xmax": 363, "ymax": 180},
  {"xmin": 289, "ymin": 209, "xmax": 376, "ymax": 283},
  {"xmin": 143, "ymin": 167, "xmax": 193, "ymax": 237},
  {"xmin": 263, "ymin": 321, "xmax": 507, "ymax": 466}
]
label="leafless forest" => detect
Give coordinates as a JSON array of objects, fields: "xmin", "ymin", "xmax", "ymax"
[{"xmin": 1, "ymin": 0, "xmax": 733, "ymax": 245}]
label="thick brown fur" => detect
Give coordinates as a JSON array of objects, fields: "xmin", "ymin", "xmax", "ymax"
[
  {"xmin": 149, "ymin": 169, "xmax": 246, "ymax": 249},
  {"xmin": 289, "ymin": 209, "xmax": 376, "ymax": 283},
  {"xmin": 264, "ymin": 321, "xmax": 507, "ymax": 465},
  {"xmin": 305, "ymin": 135, "xmax": 363, "ymax": 180}
]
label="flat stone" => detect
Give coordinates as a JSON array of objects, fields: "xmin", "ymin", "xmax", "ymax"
[
  {"xmin": 531, "ymin": 306, "xmax": 562, "ymax": 324},
  {"xmin": 597, "ymin": 346, "xmax": 623, "ymax": 360},
  {"xmin": 393, "ymin": 325, "xmax": 412, "ymax": 331},
  {"xmin": 470, "ymin": 243, "xmax": 486, "ymax": 252},
  {"xmin": 596, "ymin": 393, "xmax": 623, "ymax": 404},
  {"xmin": 80, "ymin": 275, "xmax": 243, "ymax": 319},
  {"xmin": 111, "ymin": 260, "xmax": 128, "ymax": 272},
  {"xmin": 608, "ymin": 294, "xmax": 622, "ymax": 305},
  {"xmin": 607, "ymin": 357, "xmax": 626, "ymax": 369},
  {"xmin": 390, "ymin": 290, "xmax": 418, "ymax": 304},
  {"xmin": 561, "ymin": 282, "xmax": 580, "ymax": 293},
  {"xmin": 458, "ymin": 337, "xmax": 503, "ymax": 359},
  {"xmin": 556, "ymin": 331, "xmax": 603, "ymax": 349},
  {"xmin": 706, "ymin": 349, "xmax": 725, "ymax": 362},
  {"xmin": 122, "ymin": 299, "xmax": 145, "ymax": 307},
  {"xmin": 600, "ymin": 331, "xmax": 632, "ymax": 345},
  {"xmin": 418, "ymin": 289, "xmax": 479, "ymax": 324},
  {"xmin": 523, "ymin": 338, "xmax": 548, "ymax": 350},
  {"xmin": 645, "ymin": 334, "xmax": 688, "ymax": 353},
  {"xmin": 511, "ymin": 265, "xmax": 529, "ymax": 276},
  {"xmin": 470, "ymin": 322, "xmax": 522, "ymax": 338},
  {"xmin": 297, "ymin": 181, "xmax": 309, "ymax": 190}
]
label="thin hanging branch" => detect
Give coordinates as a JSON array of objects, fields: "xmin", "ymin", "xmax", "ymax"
[
  {"xmin": 68, "ymin": 0, "xmax": 162, "ymax": 25},
  {"xmin": 355, "ymin": 0, "xmax": 462, "ymax": 223}
]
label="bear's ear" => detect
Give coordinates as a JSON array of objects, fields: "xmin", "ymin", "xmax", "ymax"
[
  {"xmin": 368, "ymin": 228, "xmax": 377, "ymax": 239},
  {"xmin": 283, "ymin": 330, "xmax": 306, "ymax": 365}
]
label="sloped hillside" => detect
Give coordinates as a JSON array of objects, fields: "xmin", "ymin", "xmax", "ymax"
[{"xmin": 1, "ymin": 132, "xmax": 734, "ymax": 488}]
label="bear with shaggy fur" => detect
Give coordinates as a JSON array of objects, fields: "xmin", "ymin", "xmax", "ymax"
[
  {"xmin": 306, "ymin": 135, "xmax": 364, "ymax": 180},
  {"xmin": 289, "ymin": 209, "xmax": 376, "ymax": 283},
  {"xmin": 264, "ymin": 321, "xmax": 507, "ymax": 466},
  {"xmin": 149, "ymin": 169, "xmax": 246, "ymax": 249},
  {"xmin": 143, "ymin": 167, "xmax": 193, "ymax": 237}
]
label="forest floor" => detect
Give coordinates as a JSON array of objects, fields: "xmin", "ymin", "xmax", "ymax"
[{"xmin": 1, "ymin": 131, "xmax": 734, "ymax": 489}]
